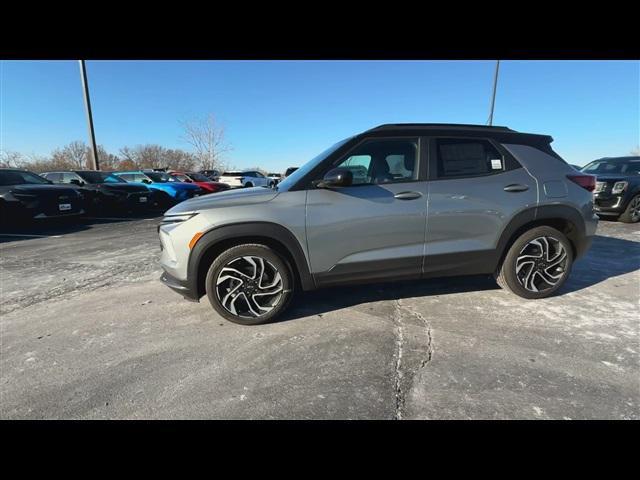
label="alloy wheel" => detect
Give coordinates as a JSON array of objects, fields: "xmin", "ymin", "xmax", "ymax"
[
  {"xmin": 215, "ymin": 256, "xmax": 284, "ymax": 318},
  {"xmin": 515, "ymin": 236, "xmax": 568, "ymax": 293},
  {"xmin": 630, "ymin": 196, "xmax": 640, "ymax": 222}
]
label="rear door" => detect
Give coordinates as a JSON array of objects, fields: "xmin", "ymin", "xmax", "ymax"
[
  {"xmin": 305, "ymin": 137, "xmax": 428, "ymax": 286},
  {"xmin": 424, "ymin": 137, "xmax": 538, "ymax": 276}
]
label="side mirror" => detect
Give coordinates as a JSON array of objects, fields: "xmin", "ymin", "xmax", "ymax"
[
  {"xmin": 316, "ymin": 168, "xmax": 353, "ymax": 188},
  {"xmin": 142, "ymin": 179, "xmax": 152, "ymax": 184},
  {"xmin": 70, "ymin": 179, "xmax": 83, "ymax": 186}
]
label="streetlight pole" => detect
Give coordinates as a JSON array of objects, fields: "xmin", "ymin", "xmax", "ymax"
[
  {"xmin": 79, "ymin": 60, "xmax": 100, "ymax": 170},
  {"xmin": 488, "ymin": 60, "xmax": 500, "ymax": 126}
]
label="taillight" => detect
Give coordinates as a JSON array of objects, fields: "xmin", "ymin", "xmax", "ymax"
[{"xmin": 567, "ymin": 173, "xmax": 596, "ymax": 192}]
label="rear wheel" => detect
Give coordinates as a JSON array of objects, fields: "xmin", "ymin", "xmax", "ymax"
[
  {"xmin": 496, "ymin": 226, "xmax": 573, "ymax": 299},
  {"xmin": 205, "ymin": 244, "xmax": 294, "ymax": 325},
  {"xmin": 619, "ymin": 195, "xmax": 640, "ymax": 223},
  {"xmin": 244, "ymin": 182, "xmax": 254, "ymax": 188}
]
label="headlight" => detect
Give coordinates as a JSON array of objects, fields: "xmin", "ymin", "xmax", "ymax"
[
  {"xmin": 160, "ymin": 212, "xmax": 198, "ymax": 224},
  {"xmin": 612, "ymin": 181, "xmax": 628, "ymax": 194}
]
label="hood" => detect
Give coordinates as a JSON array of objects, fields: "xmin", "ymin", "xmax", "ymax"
[
  {"xmin": 100, "ymin": 183, "xmax": 149, "ymax": 193},
  {"xmin": 161, "ymin": 182, "xmax": 201, "ymax": 191},
  {"xmin": 166, "ymin": 186, "xmax": 278, "ymax": 214},
  {"xmin": 592, "ymin": 174, "xmax": 635, "ymax": 183},
  {"xmin": 7, "ymin": 184, "xmax": 82, "ymax": 196}
]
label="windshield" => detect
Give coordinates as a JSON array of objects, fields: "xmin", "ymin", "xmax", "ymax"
[
  {"xmin": 172, "ymin": 173, "xmax": 191, "ymax": 182},
  {"xmin": 187, "ymin": 172, "xmax": 211, "ymax": 182},
  {"xmin": 0, "ymin": 170, "xmax": 51, "ymax": 186},
  {"xmin": 146, "ymin": 172, "xmax": 177, "ymax": 183},
  {"xmin": 276, "ymin": 137, "xmax": 353, "ymax": 191},
  {"xmin": 581, "ymin": 158, "xmax": 640, "ymax": 175},
  {"xmin": 77, "ymin": 171, "xmax": 126, "ymax": 184}
]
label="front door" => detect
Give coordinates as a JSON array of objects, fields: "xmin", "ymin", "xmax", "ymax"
[{"xmin": 305, "ymin": 137, "xmax": 428, "ymax": 286}]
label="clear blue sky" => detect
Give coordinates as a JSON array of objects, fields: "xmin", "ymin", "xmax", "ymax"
[{"xmin": 1, "ymin": 60, "xmax": 638, "ymax": 170}]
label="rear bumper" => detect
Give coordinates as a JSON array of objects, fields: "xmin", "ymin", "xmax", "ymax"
[{"xmin": 160, "ymin": 270, "xmax": 200, "ymax": 302}]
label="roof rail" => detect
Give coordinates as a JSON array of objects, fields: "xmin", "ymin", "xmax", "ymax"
[{"xmin": 367, "ymin": 123, "xmax": 515, "ymax": 132}]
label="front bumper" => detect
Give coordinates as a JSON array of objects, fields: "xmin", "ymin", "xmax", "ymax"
[
  {"xmin": 160, "ymin": 270, "xmax": 200, "ymax": 302},
  {"xmin": 593, "ymin": 193, "xmax": 627, "ymax": 215}
]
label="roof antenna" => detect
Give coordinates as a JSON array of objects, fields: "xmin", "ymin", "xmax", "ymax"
[{"xmin": 487, "ymin": 60, "xmax": 500, "ymax": 126}]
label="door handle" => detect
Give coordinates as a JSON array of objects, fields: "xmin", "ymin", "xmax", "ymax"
[
  {"xmin": 394, "ymin": 191, "xmax": 422, "ymax": 200},
  {"xmin": 503, "ymin": 184, "xmax": 529, "ymax": 192}
]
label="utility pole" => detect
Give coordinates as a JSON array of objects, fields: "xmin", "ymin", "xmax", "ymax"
[
  {"xmin": 488, "ymin": 60, "xmax": 500, "ymax": 126},
  {"xmin": 79, "ymin": 60, "xmax": 100, "ymax": 170}
]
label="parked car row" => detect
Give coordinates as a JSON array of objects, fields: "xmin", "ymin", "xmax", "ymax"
[
  {"xmin": 0, "ymin": 167, "xmax": 231, "ymax": 225},
  {"xmin": 197, "ymin": 168, "xmax": 300, "ymax": 188}
]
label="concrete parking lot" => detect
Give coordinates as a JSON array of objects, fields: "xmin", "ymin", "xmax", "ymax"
[{"xmin": 1, "ymin": 215, "xmax": 638, "ymax": 419}]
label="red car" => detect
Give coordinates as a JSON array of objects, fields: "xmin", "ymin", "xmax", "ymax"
[{"xmin": 168, "ymin": 171, "xmax": 230, "ymax": 194}]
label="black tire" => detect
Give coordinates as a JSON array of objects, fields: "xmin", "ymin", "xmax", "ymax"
[
  {"xmin": 205, "ymin": 243, "xmax": 294, "ymax": 325},
  {"xmin": 495, "ymin": 226, "xmax": 573, "ymax": 299},
  {"xmin": 244, "ymin": 182, "xmax": 254, "ymax": 188},
  {"xmin": 619, "ymin": 194, "xmax": 640, "ymax": 223}
]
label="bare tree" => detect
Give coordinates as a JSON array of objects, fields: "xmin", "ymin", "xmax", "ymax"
[
  {"xmin": 50, "ymin": 141, "xmax": 89, "ymax": 169},
  {"xmin": 118, "ymin": 144, "xmax": 196, "ymax": 170},
  {"xmin": 181, "ymin": 114, "xmax": 232, "ymax": 171},
  {"xmin": 0, "ymin": 150, "xmax": 27, "ymax": 168}
]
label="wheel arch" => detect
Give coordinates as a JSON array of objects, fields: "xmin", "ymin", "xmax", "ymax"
[
  {"xmin": 188, "ymin": 222, "xmax": 315, "ymax": 299},
  {"xmin": 496, "ymin": 205, "xmax": 588, "ymax": 271}
]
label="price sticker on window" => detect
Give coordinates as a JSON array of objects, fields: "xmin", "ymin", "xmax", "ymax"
[{"xmin": 491, "ymin": 159, "xmax": 502, "ymax": 170}]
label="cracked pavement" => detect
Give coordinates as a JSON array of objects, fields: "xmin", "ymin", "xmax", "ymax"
[{"xmin": 1, "ymin": 216, "xmax": 639, "ymax": 419}]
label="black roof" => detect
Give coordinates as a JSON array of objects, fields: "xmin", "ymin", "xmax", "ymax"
[
  {"xmin": 362, "ymin": 123, "xmax": 555, "ymax": 149},
  {"xmin": 367, "ymin": 123, "xmax": 515, "ymax": 133}
]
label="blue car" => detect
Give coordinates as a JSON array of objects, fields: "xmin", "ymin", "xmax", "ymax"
[{"xmin": 113, "ymin": 170, "xmax": 203, "ymax": 207}]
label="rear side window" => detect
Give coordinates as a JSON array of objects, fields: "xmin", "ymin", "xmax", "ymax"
[
  {"xmin": 44, "ymin": 172, "xmax": 61, "ymax": 182},
  {"xmin": 61, "ymin": 172, "xmax": 81, "ymax": 183},
  {"xmin": 435, "ymin": 138, "xmax": 505, "ymax": 179}
]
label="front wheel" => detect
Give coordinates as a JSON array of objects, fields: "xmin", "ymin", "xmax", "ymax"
[
  {"xmin": 244, "ymin": 182, "xmax": 254, "ymax": 188},
  {"xmin": 495, "ymin": 226, "xmax": 573, "ymax": 299},
  {"xmin": 205, "ymin": 244, "xmax": 294, "ymax": 325},
  {"xmin": 619, "ymin": 194, "xmax": 640, "ymax": 223}
]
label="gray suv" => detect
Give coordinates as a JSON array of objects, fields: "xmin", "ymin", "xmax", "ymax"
[{"xmin": 158, "ymin": 124, "xmax": 598, "ymax": 325}]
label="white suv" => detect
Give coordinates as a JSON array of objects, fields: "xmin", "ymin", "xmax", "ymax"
[{"xmin": 218, "ymin": 170, "xmax": 270, "ymax": 188}]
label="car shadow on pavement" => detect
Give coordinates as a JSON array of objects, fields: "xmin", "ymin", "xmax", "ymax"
[
  {"xmin": 562, "ymin": 233, "xmax": 640, "ymax": 294},
  {"xmin": 281, "ymin": 233, "xmax": 640, "ymax": 322},
  {"xmin": 282, "ymin": 274, "xmax": 500, "ymax": 322}
]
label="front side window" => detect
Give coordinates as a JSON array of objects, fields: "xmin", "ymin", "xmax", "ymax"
[
  {"xmin": 146, "ymin": 172, "xmax": 176, "ymax": 183},
  {"xmin": 187, "ymin": 173, "xmax": 210, "ymax": 182},
  {"xmin": 435, "ymin": 138, "xmax": 504, "ymax": 179},
  {"xmin": 44, "ymin": 172, "xmax": 61, "ymax": 182},
  {"xmin": 76, "ymin": 171, "xmax": 125, "ymax": 184},
  {"xmin": 333, "ymin": 138, "xmax": 418, "ymax": 186}
]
